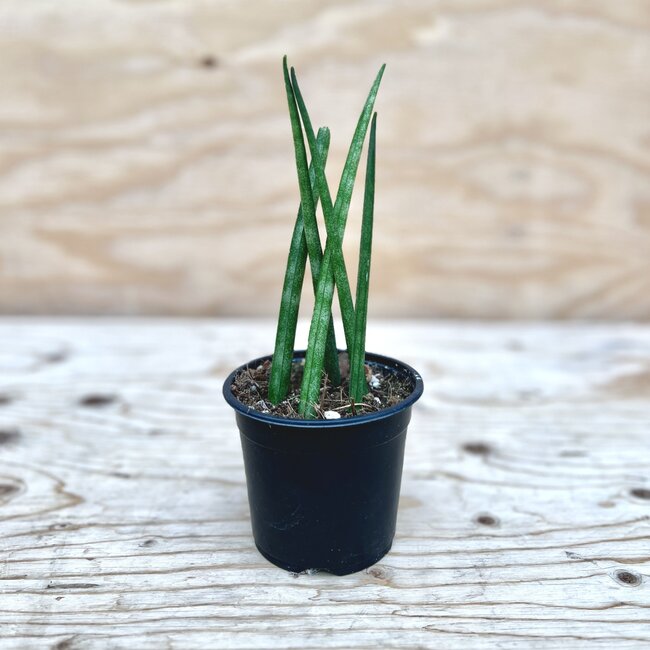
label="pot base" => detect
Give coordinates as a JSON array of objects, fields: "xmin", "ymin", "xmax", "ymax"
[{"xmin": 255, "ymin": 541, "xmax": 393, "ymax": 576}]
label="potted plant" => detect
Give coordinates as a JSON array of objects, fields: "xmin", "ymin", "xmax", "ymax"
[{"xmin": 223, "ymin": 57, "xmax": 423, "ymax": 575}]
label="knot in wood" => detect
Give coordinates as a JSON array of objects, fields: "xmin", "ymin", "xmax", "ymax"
[
  {"xmin": 78, "ymin": 394, "xmax": 117, "ymax": 407},
  {"xmin": 199, "ymin": 55, "xmax": 218, "ymax": 69},
  {"xmin": 475, "ymin": 513, "xmax": 500, "ymax": 527},
  {"xmin": 614, "ymin": 570, "xmax": 642, "ymax": 587},
  {"xmin": 0, "ymin": 428, "xmax": 20, "ymax": 445},
  {"xmin": 140, "ymin": 538, "xmax": 157, "ymax": 547},
  {"xmin": 0, "ymin": 482, "xmax": 19, "ymax": 497},
  {"xmin": 367, "ymin": 566, "xmax": 388, "ymax": 580},
  {"xmin": 462, "ymin": 442, "xmax": 492, "ymax": 456}
]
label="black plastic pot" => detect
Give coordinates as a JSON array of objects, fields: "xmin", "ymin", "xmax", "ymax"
[{"xmin": 223, "ymin": 351, "xmax": 423, "ymax": 575}]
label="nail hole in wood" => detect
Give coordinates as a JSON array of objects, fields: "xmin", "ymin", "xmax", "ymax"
[
  {"xmin": 630, "ymin": 488, "xmax": 650, "ymax": 500},
  {"xmin": 0, "ymin": 394, "xmax": 13, "ymax": 406}
]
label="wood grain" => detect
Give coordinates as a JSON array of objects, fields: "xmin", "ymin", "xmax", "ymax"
[
  {"xmin": 0, "ymin": 0, "xmax": 649, "ymax": 319},
  {"xmin": 0, "ymin": 318, "xmax": 649, "ymax": 648}
]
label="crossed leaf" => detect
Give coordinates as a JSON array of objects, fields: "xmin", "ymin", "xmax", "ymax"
[{"xmin": 269, "ymin": 57, "xmax": 384, "ymax": 417}]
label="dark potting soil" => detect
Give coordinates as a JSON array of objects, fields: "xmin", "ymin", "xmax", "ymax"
[{"xmin": 231, "ymin": 353, "xmax": 413, "ymax": 420}]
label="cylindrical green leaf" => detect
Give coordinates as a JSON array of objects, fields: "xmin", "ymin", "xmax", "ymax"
[
  {"xmin": 268, "ymin": 129, "xmax": 333, "ymax": 403},
  {"xmin": 349, "ymin": 113, "xmax": 377, "ymax": 402},
  {"xmin": 291, "ymin": 68, "xmax": 356, "ymax": 353},
  {"xmin": 299, "ymin": 66, "xmax": 386, "ymax": 417},
  {"xmin": 270, "ymin": 58, "xmax": 341, "ymax": 405}
]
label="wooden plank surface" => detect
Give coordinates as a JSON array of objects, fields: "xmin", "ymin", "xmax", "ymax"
[
  {"xmin": 1, "ymin": 1, "xmax": 649, "ymax": 319},
  {"xmin": 1, "ymin": 318, "xmax": 649, "ymax": 648}
]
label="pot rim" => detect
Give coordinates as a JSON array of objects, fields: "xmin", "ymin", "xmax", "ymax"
[{"xmin": 222, "ymin": 350, "xmax": 423, "ymax": 429}]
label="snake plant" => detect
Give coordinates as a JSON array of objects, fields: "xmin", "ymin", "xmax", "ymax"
[{"xmin": 269, "ymin": 57, "xmax": 383, "ymax": 418}]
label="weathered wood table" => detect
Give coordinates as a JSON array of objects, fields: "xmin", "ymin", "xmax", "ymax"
[{"xmin": 1, "ymin": 319, "xmax": 649, "ymax": 649}]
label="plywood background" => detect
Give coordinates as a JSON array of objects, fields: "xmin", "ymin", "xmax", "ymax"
[{"xmin": 0, "ymin": 0, "xmax": 649, "ymax": 319}]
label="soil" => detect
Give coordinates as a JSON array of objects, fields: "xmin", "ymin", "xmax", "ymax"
[{"xmin": 231, "ymin": 353, "xmax": 413, "ymax": 419}]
